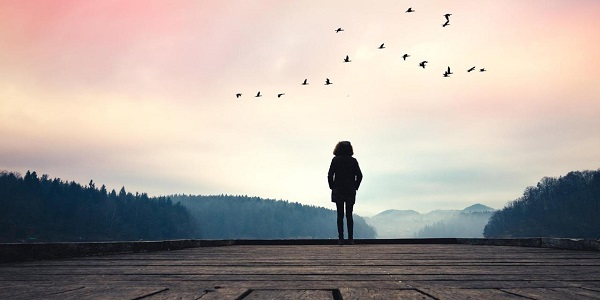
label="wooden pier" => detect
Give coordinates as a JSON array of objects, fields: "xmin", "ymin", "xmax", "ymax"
[{"xmin": 1, "ymin": 240, "xmax": 600, "ymax": 299}]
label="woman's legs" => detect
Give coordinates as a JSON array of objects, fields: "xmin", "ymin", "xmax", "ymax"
[
  {"xmin": 336, "ymin": 201, "xmax": 345, "ymax": 240},
  {"xmin": 336, "ymin": 200, "xmax": 355, "ymax": 241},
  {"xmin": 346, "ymin": 201, "xmax": 354, "ymax": 241}
]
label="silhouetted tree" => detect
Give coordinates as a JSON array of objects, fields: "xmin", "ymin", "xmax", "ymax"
[
  {"xmin": 0, "ymin": 170, "xmax": 196, "ymax": 242},
  {"xmin": 173, "ymin": 194, "xmax": 377, "ymax": 239},
  {"xmin": 484, "ymin": 169, "xmax": 600, "ymax": 238},
  {"xmin": 0, "ymin": 170, "xmax": 377, "ymax": 242}
]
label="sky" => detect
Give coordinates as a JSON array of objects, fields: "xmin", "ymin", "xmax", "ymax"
[{"xmin": 1, "ymin": 0, "xmax": 600, "ymax": 216}]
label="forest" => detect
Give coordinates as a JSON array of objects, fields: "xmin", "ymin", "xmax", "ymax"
[
  {"xmin": 415, "ymin": 211, "xmax": 494, "ymax": 238},
  {"xmin": 484, "ymin": 169, "xmax": 600, "ymax": 238},
  {"xmin": 0, "ymin": 171, "xmax": 195, "ymax": 242},
  {"xmin": 0, "ymin": 170, "xmax": 376, "ymax": 242},
  {"xmin": 172, "ymin": 194, "xmax": 377, "ymax": 239}
]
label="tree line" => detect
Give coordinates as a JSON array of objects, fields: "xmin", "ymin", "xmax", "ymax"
[
  {"xmin": 172, "ymin": 194, "xmax": 377, "ymax": 239},
  {"xmin": 415, "ymin": 211, "xmax": 494, "ymax": 238},
  {"xmin": 0, "ymin": 170, "xmax": 376, "ymax": 242},
  {"xmin": 0, "ymin": 171, "xmax": 195, "ymax": 242},
  {"xmin": 484, "ymin": 169, "xmax": 600, "ymax": 238}
]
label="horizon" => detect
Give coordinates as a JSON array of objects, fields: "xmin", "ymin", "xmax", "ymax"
[
  {"xmin": 2, "ymin": 1, "xmax": 600, "ymax": 217},
  {"xmin": 5, "ymin": 168, "xmax": 496, "ymax": 216}
]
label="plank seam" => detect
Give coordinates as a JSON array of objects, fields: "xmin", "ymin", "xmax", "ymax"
[{"xmin": 131, "ymin": 287, "xmax": 169, "ymax": 300}]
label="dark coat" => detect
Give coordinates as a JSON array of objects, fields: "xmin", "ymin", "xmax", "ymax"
[{"xmin": 328, "ymin": 155, "xmax": 363, "ymax": 202}]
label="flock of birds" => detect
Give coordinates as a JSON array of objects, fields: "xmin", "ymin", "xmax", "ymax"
[{"xmin": 236, "ymin": 7, "xmax": 487, "ymax": 99}]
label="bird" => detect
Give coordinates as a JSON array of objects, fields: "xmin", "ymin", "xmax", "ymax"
[
  {"xmin": 419, "ymin": 61, "xmax": 428, "ymax": 68},
  {"xmin": 344, "ymin": 55, "xmax": 351, "ymax": 63},
  {"xmin": 468, "ymin": 66, "xmax": 476, "ymax": 72},
  {"xmin": 444, "ymin": 14, "xmax": 452, "ymax": 22},
  {"xmin": 443, "ymin": 66, "xmax": 452, "ymax": 77},
  {"xmin": 480, "ymin": 68, "xmax": 487, "ymax": 72},
  {"xmin": 236, "ymin": 93, "xmax": 242, "ymax": 98},
  {"xmin": 335, "ymin": 27, "xmax": 344, "ymax": 33},
  {"xmin": 406, "ymin": 7, "xmax": 414, "ymax": 13},
  {"xmin": 402, "ymin": 54, "xmax": 410, "ymax": 60},
  {"xmin": 442, "ymin": 20, "xmax": 450, "ymax": 27},
  {"xmin": 325, "ymin": 78, "xmax": 332, "ymax": 85},
  {"xmin": 255, "ymin": 91, "xmax": 262, "ymax": 97},
  {"xmin": 379, "ymin": 43, "xmax": 385, "ymax": 49},
  {"xmin": 301, "ymin": 79, "xmax": 308, "ymax": 85},
  {"xmin": 277, "ymin": 93, "xmax": 285, "ymax": 98}
]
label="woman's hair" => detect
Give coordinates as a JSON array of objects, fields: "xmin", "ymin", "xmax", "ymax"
[{"xmin": 333, "ymin": 141, "xmax": 354, "ymax": 156}]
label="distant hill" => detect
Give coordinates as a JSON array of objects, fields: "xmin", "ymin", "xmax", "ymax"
[
  {"xmin": 485, "ymin": 169, "xmax": 600, "ymax": 238},
  {"xmin": 172, "ymin": 194, "xmax": 377, "ymax": 239},
  {"xmin": 416, "ymin": 211, "xmax": 494, "ymax": 238},
  {"xmin": 365, "ymin": 210, "xmax": 426, "ymax": 238},
  {"xmin": 463, "ymin": 203, "xmax": 495, "ymax": 212},
  {"xmin": 366, "ymin": 204, "xmax": 494, "ymax": 238},
  {"xmin": 376, "ymin": 209, "xmax": 421, "ymax": 218}
]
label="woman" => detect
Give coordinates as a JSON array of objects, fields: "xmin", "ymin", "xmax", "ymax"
[{"xmin": 327, "ymin": 141, "xmax": 363, "ymax": 245}]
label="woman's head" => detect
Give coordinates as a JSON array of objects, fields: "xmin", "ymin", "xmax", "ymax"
[{"xmin": 333, "ymin": 141, "xmax": 354, "ymax": 156}]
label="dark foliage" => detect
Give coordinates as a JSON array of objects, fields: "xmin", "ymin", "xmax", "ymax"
[
  {"xmin": 0, "ymin": 171, "xmax": 195, "ymax": 242},
  {"xmin": 484, "ymin": 169, "xmax": 600, "ymax": 238},
  {"xmin": 173, "ymin": 194, "xmax": 377, "ymax": 239},
  {"xmin": 0, "ymin": 170, "xmax": 376, "ymax": 242}
]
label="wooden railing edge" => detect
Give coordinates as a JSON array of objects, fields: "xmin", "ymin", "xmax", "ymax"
[{"xmin": 1, "ymin": 238, "xmax": 598, "ymax": 263}]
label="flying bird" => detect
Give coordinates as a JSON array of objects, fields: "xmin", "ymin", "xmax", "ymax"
[
  {"xmin": 480, "ymin": 68, "xmax": 487, "ymax": 72},
  {"xmin": 277, "ymin": 93, "xmax": 285, "ymax": 98},
  {"xmin": 335, "ymin": 27, "xmax": 344, "ymax": 33},
  {"xmin": 325, "ymin": 78, "xmax": 332, "ymax": 85},
  {"xmin": 255, "ymin": 91, "xmax": 262, "ymax": 97},
  {"xmin": 443, "ymin": 66, "xmax": 453, "ymax": 77},
  {"xmin": 419, "ymin": 61, "xmax": 428, "ymax": 68},
  {"xmin": 344, "ymin": 55, "xmax": 351, "ymax": 63},
  {"xmin": 402, "ymin": 54, "xmax": 410, "ymax": 60},
  {"xmin": 468, "ymin": 66, "xmax": 476, "ymax": 72},
  {"xmin": 379, "ymin": 43, "xmax": 385, "ymax": 49},
  {"xmin": 444, "ymin": 14, "xmax": 452, "ymax": 22},
  {"xmin": 301, "ymin": 79, "xmax": 308, "ymax": 85},
  {"xmin": 236, "ymin": 93, "xmax": 242, "ymax": 98},
  {"xmin": 406, "ymin": 7, "xmax": 414, "ymax": 13},
  {"xmin": 442, "ymin": 20, "xmax": 450, "ymax": 27}
]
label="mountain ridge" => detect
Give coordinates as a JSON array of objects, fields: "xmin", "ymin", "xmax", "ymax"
[{"xmin": 366, "ymin": 203, "xmax": 495, "ymax": 238}]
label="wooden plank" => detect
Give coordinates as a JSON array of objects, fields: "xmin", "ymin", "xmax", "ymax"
[
  {"xmin": 405, "ymin": 280, "xmax": 584, "ymax": 289},
  {"xmin": 584, "ymin": 286, "xmax": 600, "ymax": 292},
  {"xmin": 13, "ymin": 259, "xmax": 599, "ymax": 267},
  {"xmin": 502, "ymin": 288, "xmax": 600, "ymax": 299},
  {"xmin": 0, "ymin": 284, "xmax": 86, "ymax": 300},
  {"xmin": 418, "ymin": 288, "xmax": 526, "ymax": 299},
  {"xmin": 0, "ymin": 244, "xmax": 599, "ymax": 297},
  {"xmin": 243, "ymin": 289, "xmax": 333, "ymax": 300},
  {"xmin": 338, "ymin": 288, "xmax": 434, "ymax": 299},
  {"xmin": 41, "ymin": 286, "xmax": 169, "ymax": 300},
  {"xmin": 129, "ymin": 289, "xmax": 206, "ymax": 300},
  {"xmin": 3, "ymin": 272, "xmax": 599, "ymax": 284},
  {"xmin": 4, "ymin": 265, "xmax": 599, "ymax": 277},
  {"xmin": 144, "ymin": 287, "xmax": 249, "ymax": 300}
]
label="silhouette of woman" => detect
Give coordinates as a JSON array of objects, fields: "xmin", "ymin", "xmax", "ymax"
[{"xmin": 328, "ymin": 141, "xmax": 363, "ymax": 245}]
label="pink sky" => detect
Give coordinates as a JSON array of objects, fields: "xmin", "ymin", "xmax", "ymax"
[{"xmin": 2, "ymin": 0, "xmax": 600, "ymax": 216}]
